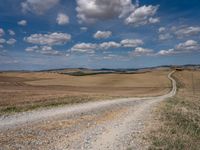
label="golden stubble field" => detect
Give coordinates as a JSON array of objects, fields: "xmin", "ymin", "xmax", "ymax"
[{"xmin": 0, "ymin": 69, "xmax": 171, "ymax": 114}]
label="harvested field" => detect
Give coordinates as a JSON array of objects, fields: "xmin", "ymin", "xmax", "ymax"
[
  {"xmin": 0, "ymin": 70, "xmax": 171, "ymax": 114},
  {"xmin": 0, "ymin": 71, "xmax": 176, "ymax": 150}
]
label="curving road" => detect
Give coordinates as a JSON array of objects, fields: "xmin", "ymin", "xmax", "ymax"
[{"xmin": 0, "ymin": 71, "xmax": 176, "ymax": 150}]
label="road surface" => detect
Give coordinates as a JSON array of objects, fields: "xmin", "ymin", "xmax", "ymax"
[{"xmin": 0, "ymin": 71, "xmax": 176, "ymax": 150}]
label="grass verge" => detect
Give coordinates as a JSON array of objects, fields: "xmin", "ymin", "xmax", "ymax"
[
  {"xmin": 0, "ymin": 95, "xmax": 116, "ymax": 115},
  {"xmin": 148, "ymin": 70, "xmax": 200, "ymax": 150}
]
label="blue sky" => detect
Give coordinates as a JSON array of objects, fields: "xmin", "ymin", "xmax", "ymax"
[{"xmin": 0, "ymin": 0, "xmax": 200, "ymax": 70}]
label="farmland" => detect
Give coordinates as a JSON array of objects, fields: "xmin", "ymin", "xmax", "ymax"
[{"xmin": 0, "ymin": 69, "xmax": 171, "ymax": 114}]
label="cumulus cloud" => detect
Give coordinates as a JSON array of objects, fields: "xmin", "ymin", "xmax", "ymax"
[
  {"xmin": 120, "ymin": 39, "xmax": 143, "ymax": 47},
  {"xmin": 0, "ymin": 38, "xmax": 16, "ymax": 46},
  {"xmin": 70, "ymin": 43, "xmax": 97, "ymax": 53},
  {"xmin": 99, "ymin": 41, "xmax": 121, "ymax": 49},
  {"xmin": 175, "ymin": 40, "xmax": 199, "ymax": 51},
  {"xmin": 21, "ymin": 0, "xmax": 59, "ymax": 15},
  {"xmin": 8, "ymin": 30, "xmax": 15, "ymax": 36},
  {"xmin": 24, "ymin": 32, "xmax": 71, "ymax": 45},
  {"xmin": 149, "ymin": 17, "xmax": 160, "ymax": 24},
  {"xmin": 76, "ymin": 0, "xmax": 160, "ymax": 26},
  {"xmin": 157, "ymin": 40, "xmax": 200, "ymax": 56},
  {"xmin": 6, "ymin": 38, "xmax": 17, "ymax": 45},
  {"xmin": 56, "ymin": 13, "xmax": 69, "ymax": 25},
  {"xmin": 76, "ymin": 0, "xmax": 135, "ymax": 23},
  {"xmin": 159, "ymin": 33, "xmax": 173, "ymax": 40},
  {"xmin": 158, "ymin": 27, "xmax": 166, "ymax": 33},
  {"xmin": 119, "ymin": 0, "xmax": 136, "ymax": 18},
  {"xmin": 93, "ymin": 31, "xmax": 112, "ymax": 39},
  {"xmin": 159, "ymin": 26, "xmax": 200, "ymax": 40},
  {"xmin": 157, "ymin": 49, "xmax": 175, "ymax": 56},
  {"xmin": 0, "ymin": 38, "xmax": 6, "ymax": 44},
  {"xmin": 25, "ymin": 45, "xmax": 61, "ymax": 56},
  {"xmin": 70, "ymin": 41, "xmax": 121, "ymax": 53},
  {"xmin": 0, "ymin": 36, "xmax": 16, "ymax": 48},
  {"xmin": 70, "ymin": 38, "xmax": 144, "ymax": 54},
  {"xmin": 0, "ymin": 28, "xmax": 5, "ymax": 37},
  {"xmin": 131, "ymin": 47, "xmax": 154, "ymax": 56},
  {"xmin": 25, "ymin": 45, "xmax": 38, "ymax": 52},
  {"xmin": 174, "ymin": 26, "xmax": 200, "ymax": 38},
  {"xmin": 157, "ymin": 27, "xmax": 173, "ymax": 40},
  {"xmin": 125, "ymin": 5, "xmax": 159, "ymax": 26},
  {"xmin": 18, "ymin": 20, "xmax": 27, "ymax": 26}
]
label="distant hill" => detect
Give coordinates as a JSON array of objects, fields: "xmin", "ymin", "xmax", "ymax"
[{"xmin": 1, "ymin": 64, "xmax": 199, "ymax": 74}]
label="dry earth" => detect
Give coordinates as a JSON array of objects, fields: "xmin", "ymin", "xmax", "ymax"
[
  {"xmin": 0, "ymin": 71, "xmax": 176, "ymax": 150},
  {"xmin": 0, "ymin": 70, "xmax": 170, "ymax": 114}
]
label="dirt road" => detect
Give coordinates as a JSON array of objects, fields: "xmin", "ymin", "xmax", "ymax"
[{"xmin": 0, "ymin": 71, "xmax": 176, "ymax": 150}]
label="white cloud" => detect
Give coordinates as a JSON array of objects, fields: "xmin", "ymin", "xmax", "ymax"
[
  {"xmin": 0, "ymin": 38, "xmax": 6, "ymax": 44},
  {"xmin": 131, "ymin": 47, "xmax": 154, "ymax": 56},
  {"xmin": 119, "ymin": 0, "xmax": 136, "ymax": 18},
  {"xmin": 76, "ymin": 1, "xmax": 159, "ymax": 26},
  {"xmin": 93, "ymin": 31, "xmax": 112, "ymax": 39},
  {"xmin": 157, "ymin": 40, "xmax": 200, "ymax": 56},
  {"xmin": 0, "ymin": 28, "xmax": 4, "ymax": 37},
  {"xmin": 21, "ymin": 0, "xmax": 59, "ymax": 15},
  {"xmin": 120, "ymin": 39, "xmax": 143, "ymax": 47},
  {"xmin": 70, "ymin": 43, "xmax": 97, "ymax": 53},
  {"xmin": 6, "ymin": 38, "xmax": 17, "ymax": 45},
  {"xmin": 18, "ymin": 20, "xmax": 27, "ymax": 26},
  {"xmin": 149, "ymin": 17, "xmax": 160, "ymax": 24},
  {"xmin": 125, "ymin": 5, "xmax": 159, "ymax": 26},
  {"xmin": 156, "ymin": 49, "xmax": 175, "ymax": 56},
  {"xmin": 174, "ymin": 26, "xmax": 200, "ymax": 38},
  {"xmin": 99, "ymin": 41, "xmax": 121, "ymax": 49},
  {"xmin": 0, "ymin": 37, "xmax": 16, "ymax": 47},
  {"xmin": 25, "ymin": 45, "xmax": 61, "ymax": 56},
  {"xmin": 70, "ymin": 38, "xmax": 145, "ymax": 54},
  {"xmin": 25, "ymin": 45, "xmax": 38, "ymax": 52},
  {"xmin": 158, "ymin": 26, "xmax": 200, "ymax": 40},
  {"xmin": 8, "ymin": 30, "xmax": 15, "ymax": 36},
  {"xmin": 24, "ymin": 32, "xmax": 71, "ymax": 45},
  {"xmin": 70, "ymin": 41, "xmax": 122, "ymax": 53},
  {"xmin": 175, "ymin": 40, "xmax": 199, "ymax": 51},
  {"xmin": 39, "ymin": 46, "xmax": 61, "ymax": 55},
  {"xmin": 76, "ymin": 0, "xmax": 135, "ymax": 23},
  {"xmin": 158, "ymin": 27, "xmax": 166, "ymax": 33},
  {"xmin": 56, "ymin": 13, "xmax": 69, "ymax": 25},
  {"xmin": 159, "ymin": 33, "xmax": 173, "ymax": 40},
  {"xmin": 157, "ymin": 27, "xmax": 173, "ymax": 40}
]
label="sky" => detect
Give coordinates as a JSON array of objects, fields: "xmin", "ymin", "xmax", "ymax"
[{"xmin": 0, "ymin": 0, "xmax": 200, "ymax": 70}]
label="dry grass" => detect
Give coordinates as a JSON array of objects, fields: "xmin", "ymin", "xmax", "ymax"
[
  {"xmin": 148, "ymin": 70, "xmax": 200, "ymax": 150},
  {"xmin": 2, "ymin": 70, "xmax": 170, "ymax": 88},
  {"xmin": 0, "ymin": 70, "xmax": 171, "ymax": 114}
]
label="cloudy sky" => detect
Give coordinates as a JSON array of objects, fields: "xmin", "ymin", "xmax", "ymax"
[{"xmin": 0, "ymin": 0, "xmax": 200, "ymax": 70}]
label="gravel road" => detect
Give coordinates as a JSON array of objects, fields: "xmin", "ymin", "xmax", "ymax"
[{"xmin": 0, "ymin": 71, "xmax": 176, "ymax": 150}]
